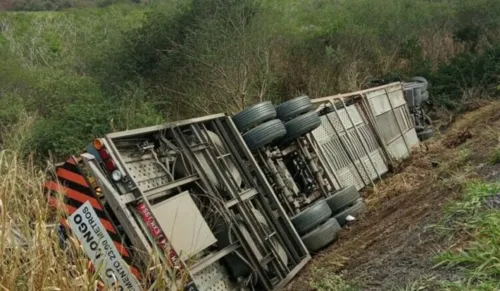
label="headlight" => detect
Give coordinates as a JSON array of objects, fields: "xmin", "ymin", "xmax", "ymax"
[{"xmin": 111, "ymin": 170, "xmax": 122, "ymax": 181}]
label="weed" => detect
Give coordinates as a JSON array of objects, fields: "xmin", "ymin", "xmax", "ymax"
[
  {"xmin": 458, "ymin": 148, "xmax": 472, "ymax": 164},
  {"xmin": 400, "ymin": 183, "xmax": 500, "ymax": 290},
  {"xmin": 0, "ymin": 149, "xmax": 89, "ymax": 290},
  {"xmin": 439, "ymin": 280, "xmax": 500, "ymax": 290},
  {"xmin": 0, "ymin": 147, "xmax": 194, "ymax": 290},
  {"xmin": 308, "ymin": 268, "xmax": 357, "ymax": 291},
  {"xmin": 489, "ymin": 148, "xmax": 500, "ymax": 164},
  {"xmin": 433, "ymin": 183, "xmax": 500, "ymax": 289},
  {"xmin": 395, "ymin": 276, "xmax": 439, "ymax": 291}
]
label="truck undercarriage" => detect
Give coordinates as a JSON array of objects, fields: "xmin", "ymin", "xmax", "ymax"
[{"xmin": 44, "ymin": 81, "xmax": 424, "ymax": 290}]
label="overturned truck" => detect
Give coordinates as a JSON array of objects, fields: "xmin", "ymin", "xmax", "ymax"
[{"xmin": 45, "ymin": 82, "xmax": 422, "ymax": 290}]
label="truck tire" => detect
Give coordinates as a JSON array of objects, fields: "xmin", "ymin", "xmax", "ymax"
[
  {"xmin": 411, "ymin": 76, "xmax": 429, "ymax": 91},
  {"xmin": 291, "ymin": 200, "xmax": 332, "ymax": 235},
  {"xmin": 417, "ymin": 128, "xmax": 434, "ymax": 141},
  {"xmin": 279, "ymin": 111, "xmax": 321, "ymax": 145},
  {"xmin": 334, "ymin": 199, "xmax": 366, "ymax": 227},
  {"xmin": 301, "ymin": 218, "xmax": 341, "ymax": 252},
  {"xmin": 232, "ymin": 101, "xmax": 277, "ymax": 133},
  {"xmin": 325, "ymin": 186, "xmax": 360, "ymax": 214},
  {"xmin": 242, "ymin": 119, "xmax": 286, "ymax": 150},
  {"xmin": 276, "ymin": 95, "xmax": 313, "ymax": 122}
]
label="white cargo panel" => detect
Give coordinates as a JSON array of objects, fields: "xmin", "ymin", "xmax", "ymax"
[
  {"xmin": 312, "ymin": 104, "xmax": 388, "ymax": 190},
  {"xmin": 151, "ymin": 191, "xmax": 217, "ymax": 261},
  {"xmin": 365, "ymin": 83, "xmax": 419, "ymax": 161},
  {"xmin": 192, "ymin": 261, "xmax": 233, "ymax": 291}
]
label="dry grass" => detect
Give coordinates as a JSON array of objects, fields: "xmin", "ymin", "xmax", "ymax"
[
  {"xmin": 0, "ymin": 117, "xmax": 187, "ymax": 290},
  {"xmin": 0, "ymin": 150, "xmax": 97, "ymax": 290},
  {"xmin": 0, "ymin": 115, "xmax": 96, "ymax": 290},
  {"xmin": 0, "ymin": 151, "xmax": 193, "ymax": 290},
  {"xmin": 419, "ymin": 32, "xmax": 467, "ymax": 70}
]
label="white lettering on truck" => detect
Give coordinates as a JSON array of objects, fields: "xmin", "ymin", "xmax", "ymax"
[{"xmin": 69, "ymin": 201, "xmax": 140, "ymax": 291}]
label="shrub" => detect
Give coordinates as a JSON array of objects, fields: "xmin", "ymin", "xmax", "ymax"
[
  {"xmin": 3, "ymin": 0, "xmax": 500, "ymax": 158},
  {"xmin": 27, "ymin": 84, "xmax": 164, "ymax": 158},
  {"xmin": 29, "ymin": 97, "xmax": 113, "ymax": 157},
  {"xmin": 430, "ymin": 47, "xmax": 500, "ymax": 111}
]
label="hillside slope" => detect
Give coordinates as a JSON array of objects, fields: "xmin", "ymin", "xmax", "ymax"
[
  {"xmin": 2, "ymin": 0, "xmax": 500, "ymax": 158},
  {"xmin": 287, "ymin": 102, "xmax": 500, "ymax": 290},
  {"xmin": 2, "ymin": 0, "xmax": 500, "ymax": 290}
]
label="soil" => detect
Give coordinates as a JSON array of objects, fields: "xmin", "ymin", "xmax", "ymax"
[{"xmin": 286, "ymin": 102, "xmax": 500, "ymax": 291}]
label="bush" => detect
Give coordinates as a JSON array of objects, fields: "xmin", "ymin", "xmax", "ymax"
[
  {"xmin": 3, "ymin": 0, "xmax": 500, "ymax": 158},
  {"xmin": 0, "ymin": 93, "xmax": 26, "ymax": 126},
  {"xmin": 430, "ymin": 47, "xmax": 500, "ymax": 111},
  {"xmin": 29, "ymin": 97, "xmax": 113, "ymax": 157},
  {"xmin": 26, "ymin": 84, "xmax": 164, "ymax": 158},
  {"xmin": 103, "ymin": 0, "xmax": 280, "ymax": 116}
]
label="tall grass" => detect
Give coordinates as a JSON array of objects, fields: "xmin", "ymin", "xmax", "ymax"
[
  {"xmin": 0, "ymin": 114, "xmax": 96, "ymax": 289},
  {"xmin": 2, "ymin": 2, "xmax": 500, "ymax": 289},
  {"xmin": 0, "ymin": 149, "xmax": 94, "ymax": 290},
  {"xmin": 0, "ymin": 117, "xmax": 190, "ymax": 290},
  {"xmin": 2, "ymin": 0, "xmax": 500, "ymax": 158},
  {"xmin": 432, "ymin": 183, "xmax": 500, "ymax": 289},
  {"xmin": 392, "ymin": 182, "xmax": 500, "ymax": 290}
]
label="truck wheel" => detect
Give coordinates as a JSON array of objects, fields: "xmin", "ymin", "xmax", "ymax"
[
  {"xmin": 334, "ymin": 199, "xmax": 366, "ymax": 227},
  {"xmin": 325, "ymin": 186, "xmax": 360, "ymax": 214},
  {"xmin": 291, "ymin": 200, "xmax": 332, "ymax": 235},
  {"xmin": 417, "ymin": 128, "xmax": 434, "ymax": 141},
  {"xmin": 279, "ymin": 111, "xmax": 321, "ymax": 145},
  {"xmin": 301, "ymin": 218, "xmax": 341, "ymax": 252},
  {"xmin": 232, "ymin": 101, "xmax": 277, "ymax": 133},
  {"xmin": 242, "ymin": 119, "xmax": 286, "ymax": 150},
  {"xmin": 411, "ymin": 76, "xmax": 429, "ymax": 91},
  {"xmin": 276, "ymin": 95, "xmax": 313, "ymax": 122}
]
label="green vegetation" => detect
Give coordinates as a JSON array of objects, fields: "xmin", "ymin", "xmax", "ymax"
[
  {"xmin": 489, "ymin": 148, "xmax": 500, "ymax": 165},
  {"xmin": 434, "ymin": 183, "xmax": 500, "ymax": 290},
  {"xmin": 309, "ymin": 268, "xmax": 357, "ymax": 291},
  {"xmin": 400, "ymin": 183, "xmax": 500, "ymax": 290},
  {"xmin": 3, "ymin": 2, "xmax": 500, "ymax": 289},
  {"xmin": 2, "ymin": 0, "xmax": 500, "ymax": 158}
]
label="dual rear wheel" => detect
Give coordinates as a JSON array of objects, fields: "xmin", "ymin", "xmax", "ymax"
[
  {"xmin": 233, "ymin": 96, "xmax": 321, "ymax": 150},
  {"xmin": 290, "ymin": 186, "xmax": 366, "ymax": 252}
]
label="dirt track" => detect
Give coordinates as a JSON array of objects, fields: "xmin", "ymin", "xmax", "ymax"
[{"xmin": 286, "ymin": 102, "xmax": 500, "ymax": 290}]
